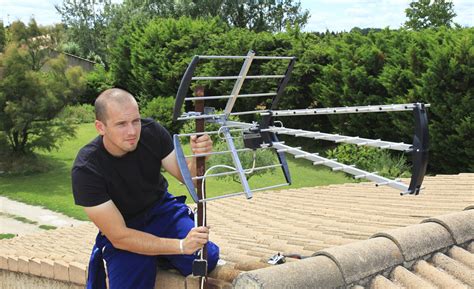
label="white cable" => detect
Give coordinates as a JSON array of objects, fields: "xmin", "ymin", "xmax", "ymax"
[
  {"xmin": 217, "ymin": 125, "xmax": 243, "ymax": 140},
  {"xmin": 273, "ymin": 120, "xmax": 284, "ymax": 128},
  {"xmin": 245, "ymin": 151, "xmax": 257, "ymax": 174},
  {"xmin": 194, "ymin": 151, "xmax": 257, "ymax": 287}
]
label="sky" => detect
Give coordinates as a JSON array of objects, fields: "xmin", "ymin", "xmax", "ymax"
[{"xmin": 0, "ymin": 0, "xmax": 473, "ymax": 32}]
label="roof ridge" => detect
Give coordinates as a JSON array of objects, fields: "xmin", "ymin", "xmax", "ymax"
[{"xmin": 233, "ymin": 209, "xmax": 474, "ymax": 288}]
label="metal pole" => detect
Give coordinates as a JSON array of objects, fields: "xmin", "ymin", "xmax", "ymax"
[{"xmin": 194, "ymin": 86, "xmax": 208, "ymax": 288}]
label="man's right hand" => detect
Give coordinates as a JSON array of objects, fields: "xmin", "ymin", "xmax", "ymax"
[{"xmin": 182, "ymin": 226, "xmax": 210, "ymax": 254}]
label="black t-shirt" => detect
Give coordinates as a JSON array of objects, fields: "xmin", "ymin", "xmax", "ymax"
[{"xmin": 71, "ymin": 118, "xmax": 174, "ymax": 220}]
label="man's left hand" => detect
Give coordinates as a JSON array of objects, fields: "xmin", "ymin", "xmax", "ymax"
[{"xmin": 190, "ymin": 134, "xmax": 213, "ymax": 158}]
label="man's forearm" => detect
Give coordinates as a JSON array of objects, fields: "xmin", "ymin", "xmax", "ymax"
[{"xmin": 111, "ymin": 227, "xmax": 181, "ymax": 256}]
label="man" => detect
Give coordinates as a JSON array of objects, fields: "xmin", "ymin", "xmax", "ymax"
[{"xmin": 71, "ymin": 88, "xmax": 219, "ymax": 289}]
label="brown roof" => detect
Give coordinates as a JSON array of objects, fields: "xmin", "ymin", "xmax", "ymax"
[
  {"xmin": 208, "ymin": 173, "xmax": 473, "ymax": 266},
  {"xmin": 0, "ymin": 173, "xmax": 472, "ymax": 288},
  {"xmin": 234, "ymin": 210, "xmax": 474, "ymax": 288}
]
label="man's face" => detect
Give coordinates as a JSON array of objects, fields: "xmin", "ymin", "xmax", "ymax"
[{"xmin": 95, "ymin": 99, "xmax": 141, "ymax": 157}]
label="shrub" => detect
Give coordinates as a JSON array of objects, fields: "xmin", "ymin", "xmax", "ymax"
[
  {"xmin": 178, "ymin": 109, "xmax": 242, "ymax": 144},
  {"xmin": 207, "ymin": 136, "xmax": 278, "ymax": 182},
  {"xmin": 177, "ymin": 110, "xmax": 278, "ymax": 181},
  {"xmin": 0, "ymin": 153, "xmax": 54, "ymax": 176},
  {"xmin": 58, "ymin": 104, "xmax": 95, "ymax": 124},
  {"xmin": 179, "ymin": 120, "xmax": 220, "ymax": 144},
  {"xmin": 107, "ymin": 18, "xmax": 473, "ymax": 174},
  {"xmin": 60, "ymin": 41, "xmax": 81, "ymax": 56},
  {"xmin": 80, "ymin": 64, "xmax": 114, "ymax": 104},
  {"xmin": 326, "ymin": 144, "xmax": 411, "ymax": 179},
  {"xmin": 140, "ymin": 96, "xmax": 183, "ymax": 135}
]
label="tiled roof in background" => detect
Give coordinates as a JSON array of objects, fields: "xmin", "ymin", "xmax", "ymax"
[
  {"xmin": 234, "ymin": 209, "xmax": 473, "ymax": 288},
  {"xmin": 0, "ymin": 173, "xmax": 473, "ymax": 288},
  {"xmin": 208, "ymin": 173, "xmax": 473, "ymax": 266}
]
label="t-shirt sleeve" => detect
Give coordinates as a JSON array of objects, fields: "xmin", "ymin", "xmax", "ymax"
[
  {"xmin": 72, "ymin": 167, "xmax": 110, "ymax": 207},
  {"xmin": 155, "ymin": 122, "xmax": 174, "ymax": 159}
]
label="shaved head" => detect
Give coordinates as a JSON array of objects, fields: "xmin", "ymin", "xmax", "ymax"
[{"xmin": 95, "ymin": 88, "xmax": 137, "ymax": 123}]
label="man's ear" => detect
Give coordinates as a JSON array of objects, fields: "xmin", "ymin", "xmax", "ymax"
[{"xmin": 95, "ymin": 120, "xmax": 106, "ymax": 136}]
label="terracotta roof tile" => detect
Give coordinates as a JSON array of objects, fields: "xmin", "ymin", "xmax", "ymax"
[
  {"xmin": 413, "ymin": 259, "xmax": 467, "ymax": 289},
  {"xmin": 389, "ymin": 266, "xmax": 435, "ymax": 289},
  {"xmin": 234, "ymin": 229, "xmax": 473, "ymax": 289},
  {"xmin": 40, "ymin": 259, "xmax": 54, "ymax": 279},
  {"xmin": 314, "ymin": 237, "xmax": 403, "ymax": 284},
  {"xmin": 68, "ymin": 261, "xmax": 87, "ymax": 285},
  {"xmin": 53, "ymin": 260, "xmax": 70, "ymax": 282},
  {"xmin": 370, "ymin": 275, "xmax": 402, "ymax": 289},
  {"xmin": 17, "ymin": 256, "xmax": 29, "ymax": 274},
  {"xmin": 0, "ymin": 173, "xmax": 472, "ymax": 288},
  {"xmin": 28, "ymin": 258, "xmax": 42, "ymax": 277},
  {"xmin": 7, "ymin": 256, "xmax": 18, "ymax": 272},
  {"xmin": 0, "ymin": 255, "xmax": 8, "ymax": 270},
  {"xmin": 431, "ymin": 252, "xmax": 474, "ymax": 286},
  {"xmin": 422, "ymin": 209, "xmax": 474, "ymax": 244},
  {"xmin": 449, "ymin": 246, "xmax": 474, "ymax": 268},
  {"xmin": 371, "ymin": 222, "xmax": 454, "ymax": 261}
]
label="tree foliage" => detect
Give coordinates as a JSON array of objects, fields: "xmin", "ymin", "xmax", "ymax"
[
  {"xmin": 0, "ymin": 22, "xmax": 87, "ymax": 155},
  {"xmin": 109, "ymin": 17, "xmax": 227, "ymax": 99},
  {"xmin": 405, "ymin": 0, "xmax": 457, "ymax": 30},
  {"xmin": 55, "ymin": 0, "xmax": 111, "ymax": 62},
  {"xmin": 415, "ymin": 30, "xmax": 474, "ymax": 172},
  {"xmin": 106, "ymin": 17, "xmax": 472, "ymax": 174},
  {"xmin": 0, "ymin": 21, "xmax": 6, "ymax": 52},
  {"xmin": 112, "ymin": 0, "xmax": 309, "ymax": 33},
  {"xmin": 140, "ymin": 96, "xmax": 182, "ymax": 135},
  {"xmin": 219, "ymin": 0, "xmax": 309, "ymax": 32}
]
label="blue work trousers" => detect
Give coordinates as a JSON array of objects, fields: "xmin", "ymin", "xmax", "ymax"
[{"xmin": 86, "ymin": 192, "xmax": 220, "ymax": 289}]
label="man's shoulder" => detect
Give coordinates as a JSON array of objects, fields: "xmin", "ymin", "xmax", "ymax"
[
  {"xmin": 141, "ymin": 117, "xmax": 163, "ymax": 129},
  {"xmin": 141, "ymin": 118, "xmax": 169, "ymax": 137},
  {"xmin": 73, "ymin": 136, "xmax": 103, "ymax": 170}
]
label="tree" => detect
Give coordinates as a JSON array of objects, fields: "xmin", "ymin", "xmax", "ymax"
[
  {"xmin": 6, "ymin": 20, "xmax": 53, "ymax": 71},
  {"xmin": 43, "ymin": 23, "xmax": 68, "ymax": 50},
  {"xmin": 111, "ymin": 0, "xmax": 309, "ymax": 33},
  {"xmin": 414, "ymin": 29, "xmax": 474, "ymax": 173},
  {"xmin": 0, "ymin": 21, "xmax": 5, "ymax": 52},
  {"xmin": 0, "ymin": 33, "xmax": 86, "ymax": 154},
  {"xmin": 9, "ymin": 20, "xmax": 29, "ymax": 42},
  {"xmin": 113, "ymin": 17, "xmax": 226, "ymax": 99},
  {"xmin": 27, "ymin": 18, "xmax": 42, "ymax": 38},
  {"xmin": 405, "ymin": 0, "xmax": 457, "ymax": 30},
  {"xmin": 55, "ymin": 0, "xmax": 111, "ymax": 62}
]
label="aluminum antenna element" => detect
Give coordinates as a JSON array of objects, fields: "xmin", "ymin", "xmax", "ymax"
[
  {"xmin": 172, "ymin": 50, "xmax": 430, "ymax": 203},
  {"xmin": 407, "ymin": 103, "xmax": 429, "ymax": 195},
  {"xmin": 173, "ymin": 50, "xmax": 295, "ymax": 203}
]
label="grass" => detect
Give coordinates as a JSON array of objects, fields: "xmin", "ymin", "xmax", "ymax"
[
  {"xmin": 0, "ymin": 234, "xmax": 16, "ymax": 240},
  {"xmin": 0, "ymin": 124, "xmax": 97, "ymax": 221},
  {"xmin": 0, "ymin": 123, "xmax": 354, "ymax": 221},
  {"xmin": 0, "ymin": 212, "xmax": 57, "ymax": 230},
  {"xmin": 13, "ymin": 216, "xmax": 38, "ymax": 225},
  {"xmin": 0, "ymin": 212, "xmax": 37, "ymax": 224},
  {"xmin": 166, "ymin": 157, "xmax": 354, "ymax": 201},
  {"xmin": 39, "ymin": 225, "xmax": 57, "ymax": 230}
]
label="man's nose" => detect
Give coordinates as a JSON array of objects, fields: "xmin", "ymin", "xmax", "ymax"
[{"xmin": 127, "ymin": 123, "xmax": 137, "ymax": 135}]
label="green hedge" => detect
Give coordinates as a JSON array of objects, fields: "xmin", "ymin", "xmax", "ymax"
[
  {"xmin": 104, "ymin": 17, "xmax": 473, "ymax": 174},
  {"xmin": 326, "ymin": 144, "xmax": 411, "ymax": 179}
]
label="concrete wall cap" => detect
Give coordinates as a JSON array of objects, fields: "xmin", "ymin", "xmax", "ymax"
[
  {"xmin": 312, "ymin": 237, "xmax": 402, "ymax": 284},
  {"xmin": 421, "ymin": 210, "xmax": 474, "ymax": 245},
  {"xmin": 233, "ymin": 255, "xmax": 344, "ymax": 289},
  {"xmin": 371, "ymin": 222, "xmax": 454, "ymax": 262}
]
